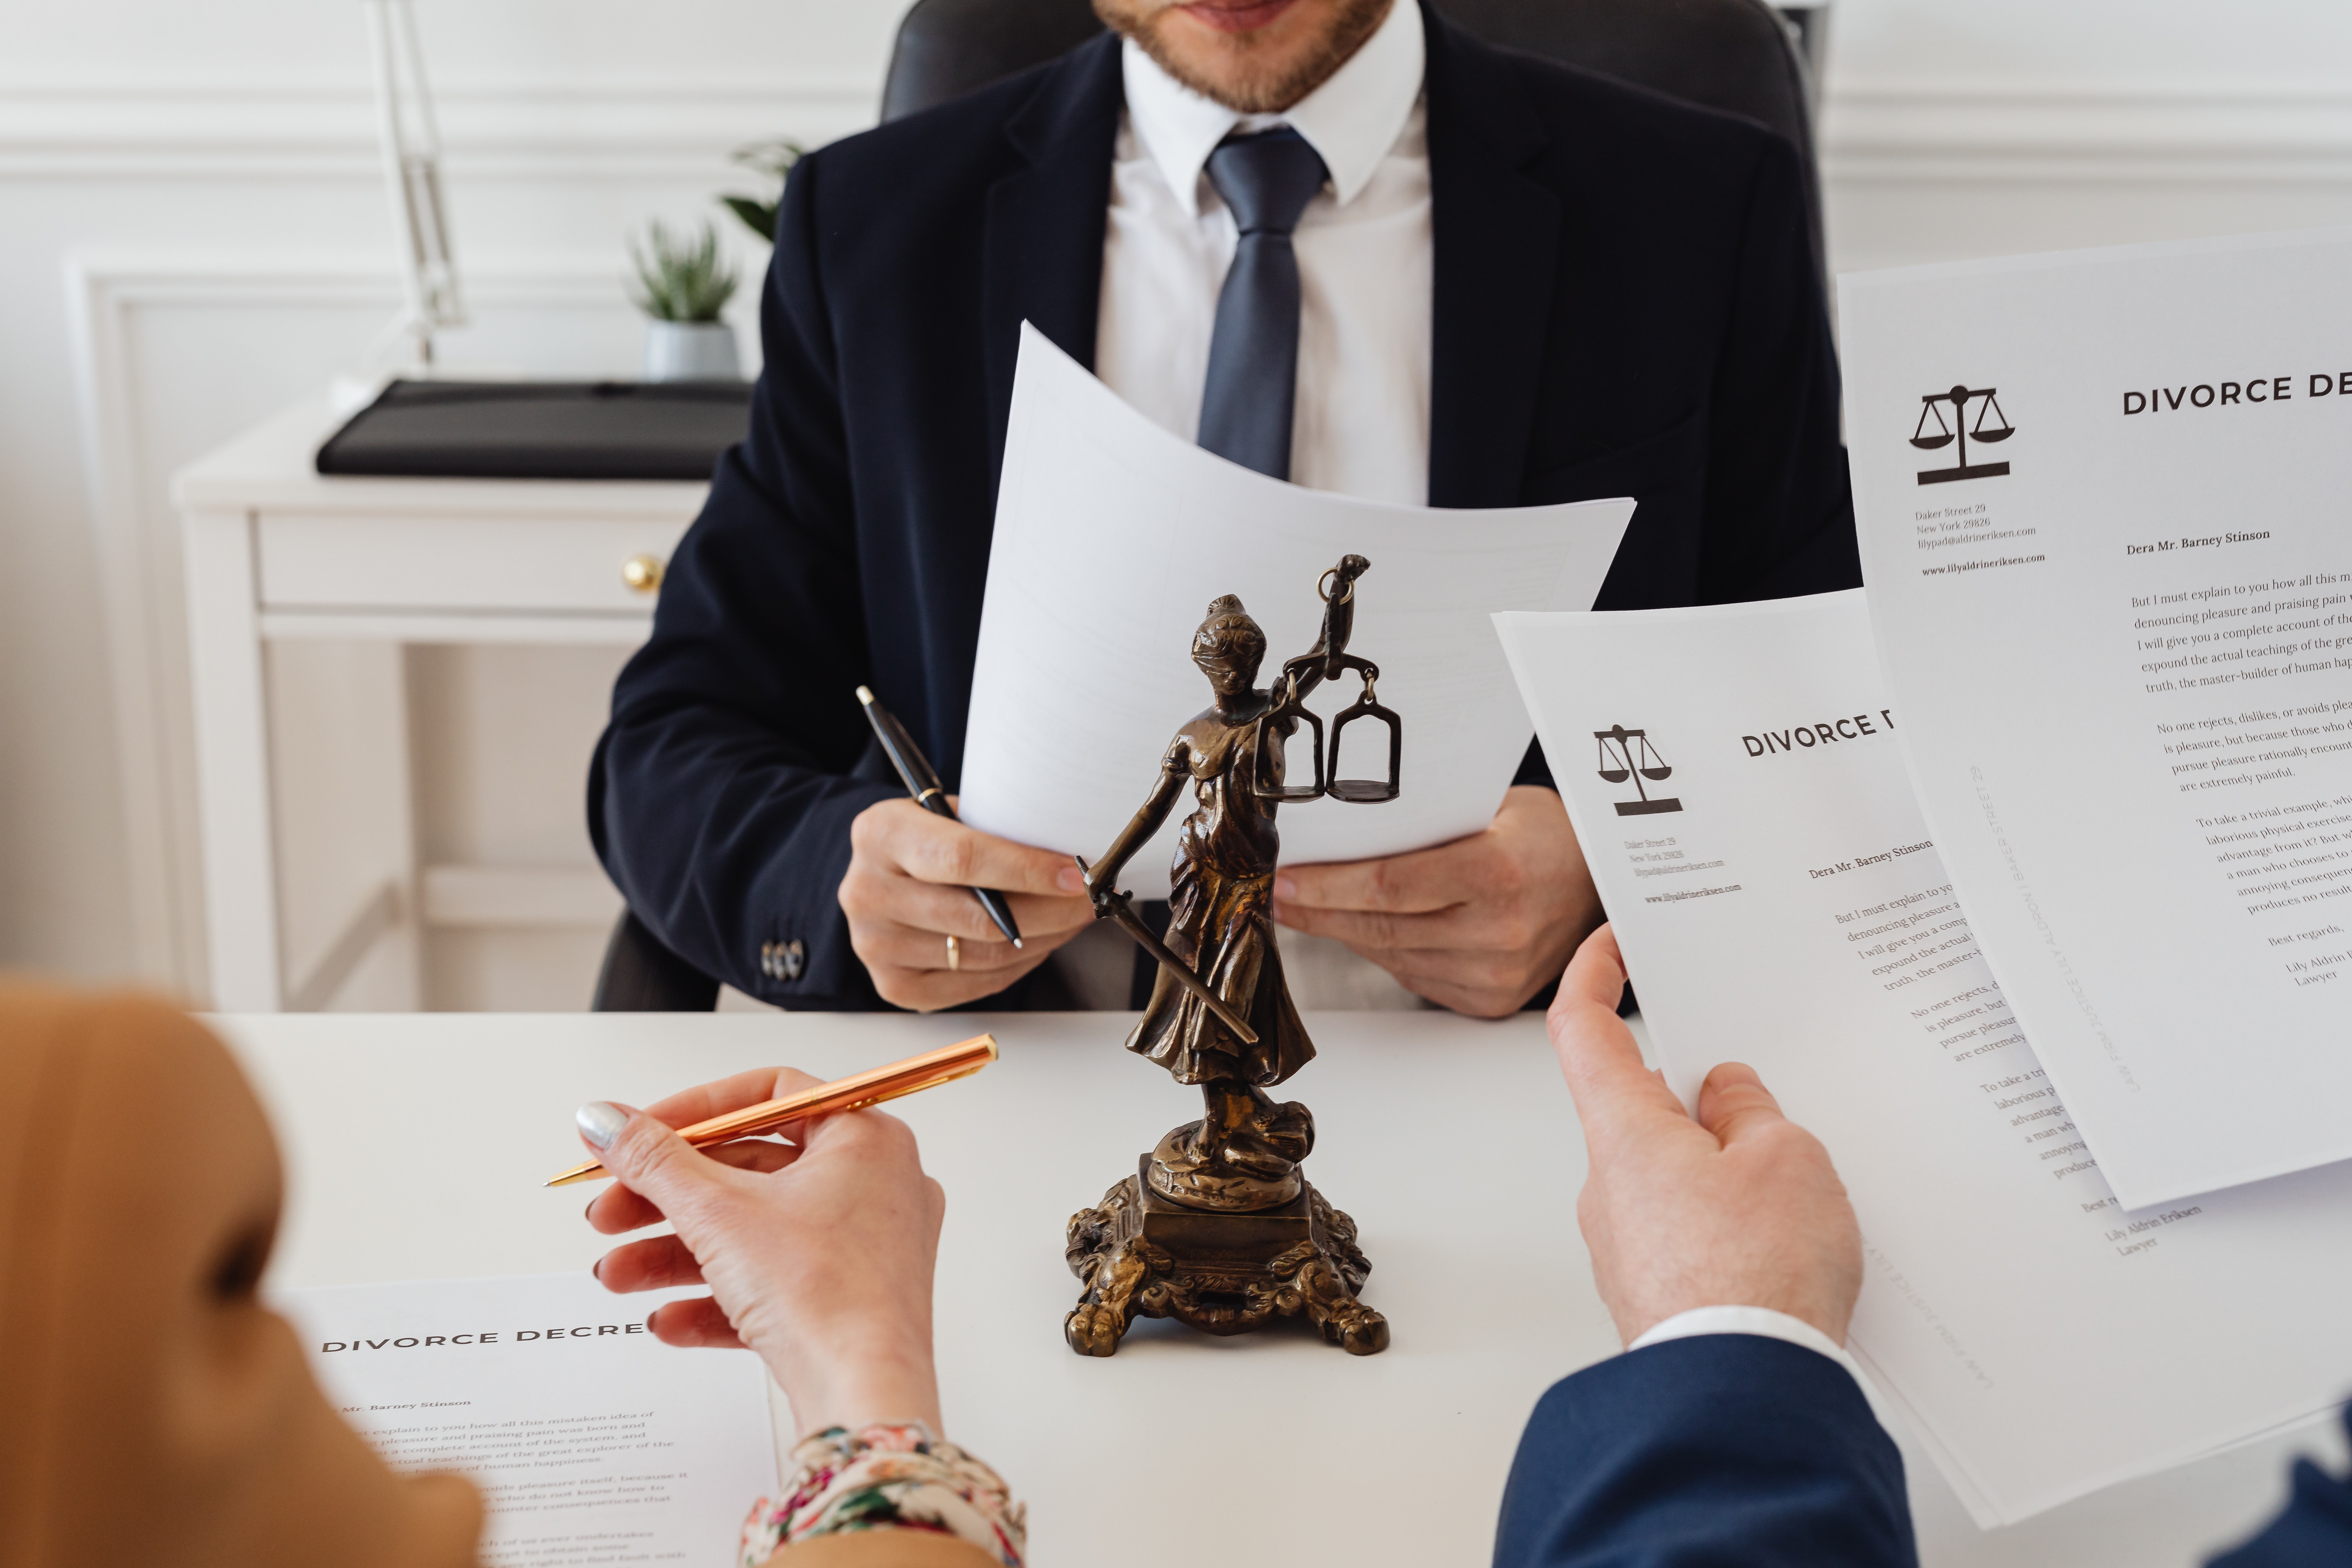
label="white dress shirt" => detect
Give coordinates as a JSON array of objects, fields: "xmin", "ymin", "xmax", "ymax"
[
  {"xmin": 1630, "ymin": 1304, "xmax": 1865, "ymax": 1384},
  {"xmin": 1094, "ymin": 0, "xmax": 1432, "ymax": 505}
]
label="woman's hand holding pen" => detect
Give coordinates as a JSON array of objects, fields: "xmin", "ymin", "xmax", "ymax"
[
  {"xmin": 840, "ymin": 797, "xmax": 1094, "ymax": 1010},
  {"xmin": 576, "ymin": 1067, "xmax": 947, "ymax": 1437}
]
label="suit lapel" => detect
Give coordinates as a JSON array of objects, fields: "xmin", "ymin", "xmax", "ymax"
[
  {"xmin": 1423, "ymin": 6, "xmax": 1560, "ymax": 509},
  {"xmin": 983, "ymin": 34, "xmax": 1124, "ymax": 487}
]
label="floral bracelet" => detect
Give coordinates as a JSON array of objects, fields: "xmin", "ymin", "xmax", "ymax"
[{"xmin": 739, "ymin": 1421, "xmax": 1026, "ymax": 1567}]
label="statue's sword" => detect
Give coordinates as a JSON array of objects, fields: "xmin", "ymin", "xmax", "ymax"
[{"xmin": 1072, "ymin": 856, "xmax": 1259, "ymax": 1045}]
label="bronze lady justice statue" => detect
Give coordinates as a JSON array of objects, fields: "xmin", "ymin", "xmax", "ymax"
[{"xmin": 1064, "ymin": 555, "xmax": 1400, "ymax": 1357}]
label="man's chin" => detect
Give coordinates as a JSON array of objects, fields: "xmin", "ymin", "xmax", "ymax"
[{"xmin": 1109, "ymin": 0, "xmax": 1392, "ymax": 116}]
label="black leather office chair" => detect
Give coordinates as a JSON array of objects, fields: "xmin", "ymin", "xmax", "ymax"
[
  {"xmin": 880, "ymin": 0, "xmax": 1104, "ymax": 122},
  {"xmin": 593, "ymin": 908, "xmax": 721, "ymax": 1011},
  {"xmin": 591, "ymin": 0, "xmax": 1830, "ymax": 1011}
]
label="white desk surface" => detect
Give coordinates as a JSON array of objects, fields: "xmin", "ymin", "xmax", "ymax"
[{"xmin": 219, "ymin": 1011, "xmax": 2337, "ymax": 1567}]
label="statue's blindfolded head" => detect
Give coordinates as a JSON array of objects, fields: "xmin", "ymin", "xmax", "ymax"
[{"xmin": 1192, "ymin": 595, "xmax": 1266, "ymax": 687}]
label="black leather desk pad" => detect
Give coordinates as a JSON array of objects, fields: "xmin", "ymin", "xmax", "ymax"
[{"xmin": 315, "ymin": 379, "xmax": 752, "ymax": 481}]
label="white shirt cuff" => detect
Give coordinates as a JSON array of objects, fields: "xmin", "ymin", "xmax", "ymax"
[{"xmin": 1627, "ymin": 1305, "xmax": 1867, "ymax": 1389}]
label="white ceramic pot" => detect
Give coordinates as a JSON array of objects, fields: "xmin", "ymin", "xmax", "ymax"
[{"xmin": 642, "ymin": 320, "xmax": 740, "ymax": 382}]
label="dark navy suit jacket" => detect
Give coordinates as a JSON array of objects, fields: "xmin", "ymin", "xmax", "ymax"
[
  {"xmin": 591, "ymin": 2, "xmax": 1858, "ymax": 1007},
  {"xmin": 1495, "ymin": 1334, "xmax": 2352, "ymax": 1566}
]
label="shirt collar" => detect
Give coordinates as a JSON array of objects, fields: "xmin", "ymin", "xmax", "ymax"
[{"xmin": 1120, "ymin": 0, "xmax": 1426, "ymax": 220}]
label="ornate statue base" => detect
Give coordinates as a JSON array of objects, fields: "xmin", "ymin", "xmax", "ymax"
[{"xmin": 1063, "ymin": 1136, "xmax": 1390, "ymax": 1357}]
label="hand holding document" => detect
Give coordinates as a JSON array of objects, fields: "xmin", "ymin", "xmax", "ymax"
[
  {"xmin": 957, "ymin": 325, "xmax": 1633, "ymax": 898},
  {"xmin": 1496, "ymin": 591, "xmax": 2352, "ymax": 1524},
  {"xmin": 275, "ymin": 1273, "xmax": 777, "ymax": 1568},
  {"xmin": 1841, "ymin": 229, "xmax": 2352, "ymax": 1206}
]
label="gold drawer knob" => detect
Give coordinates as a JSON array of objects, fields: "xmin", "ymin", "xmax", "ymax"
[{"xmin": 621, "ymin": 553, "xmax": 664, "ymax": 593}]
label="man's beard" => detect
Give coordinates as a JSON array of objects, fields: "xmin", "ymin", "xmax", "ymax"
[{"xmin": 1094, "ymin": 0, "xmax": 1394, "ymax": 115}]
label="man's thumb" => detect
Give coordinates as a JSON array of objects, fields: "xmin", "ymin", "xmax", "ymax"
[
  {"xmin": 577, "ymin": 1100, "xmax": 712, "ymax": 1206},
  {"xmin": 1692, "ymin": 1063, "xmax": 1789, "ymax": 1148}
]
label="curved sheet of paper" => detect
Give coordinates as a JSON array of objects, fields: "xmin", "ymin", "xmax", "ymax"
[{"xmin": 959, "ymin": 324, "xmax": 1633, "ymax": 897}]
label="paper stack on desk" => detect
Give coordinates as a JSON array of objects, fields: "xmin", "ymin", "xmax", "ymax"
[
  {"xmin": 1492, "ymin": 227, "xmax": 2352, "ymax": 1524},
  {"xmin": 274, "ymin": 1272, "xmax": 778, "ymax": 1568},
  {"xmin": 957, "ymin": 325, "xmax": 1633, "ymax": 898}
]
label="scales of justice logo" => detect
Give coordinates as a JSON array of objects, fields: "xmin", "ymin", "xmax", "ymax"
[
  {"xmin": 1595, "ymin": 724, "xmax": 1681, "ymax": 817},
  {"xmin": 1911, "ymin": 383, "xmax": 2015, "ymax": 485}
]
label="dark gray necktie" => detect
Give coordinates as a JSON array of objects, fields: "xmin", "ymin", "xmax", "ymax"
[{"xmin": 1197, "ymin": 128, "xmax": 1330, "ymax": 481}]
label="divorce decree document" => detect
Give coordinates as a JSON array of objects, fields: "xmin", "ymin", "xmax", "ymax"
[
  {"xmin": 1841, "ymin": 229, "xmax": 2352, "ymax": 1207},
  {"xmin": 274, "ymin": 1273, "xmax": 777, "ymax": 1568},
  {"xmin": 1496, "ymin": 591, "xmax": 2352, "ymax": 1525}
]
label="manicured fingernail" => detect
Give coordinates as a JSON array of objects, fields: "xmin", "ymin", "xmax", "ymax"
[
  {"xmin": 591, "ymin": 1254, "xmax": 605, "ymax": 1283},
  {"xmin": 1274, "ymin": 876, "xmax": 1296, "ymax": 900},
  {"xmin": 576, "ymin": 1101, "xmax": 628, "ymax": 1150},
  {"xmin": 1057, "ymin": 866, "xmax": 1086, "ymax": 892}
]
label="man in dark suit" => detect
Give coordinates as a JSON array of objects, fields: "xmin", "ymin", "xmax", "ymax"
[
  {"xmin": 592, "ymin": 0, "xmax": 1855, "ymax": 1013},
  {"xmin": 1496, "ymin": 925, "xmax": 2352, "ymax": 1567}
]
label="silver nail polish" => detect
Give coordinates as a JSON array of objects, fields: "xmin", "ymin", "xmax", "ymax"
[{"xmin": 576, "ymin": 1101, "xmax": 629, "ymax": 1150}]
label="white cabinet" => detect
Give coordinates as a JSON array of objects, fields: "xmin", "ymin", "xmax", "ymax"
[{"xmin": 174, "ymin": 400, "xmax": 708, "ymax": 1010}]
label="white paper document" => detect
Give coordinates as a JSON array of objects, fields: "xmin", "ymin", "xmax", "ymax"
[
  {"xmin": 1840, "ymin": 230, "xmax": 2352, "ymax": 1207},
  {"xmin": 1496, "ymin": 591, "xmax": 2352, "ymax": 1525},
  {"xmin": 957, "ymin": 325, "xmax": 1633, "ymax": 897},
  {"xmin": 273, "ymin": 1272, "xmax": 777, "ymax": 1568}
]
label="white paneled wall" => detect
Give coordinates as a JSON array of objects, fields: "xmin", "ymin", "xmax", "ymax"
[{"xmin": 3, "ymin": 0, "xmax": 2350, "ymax": 1005}]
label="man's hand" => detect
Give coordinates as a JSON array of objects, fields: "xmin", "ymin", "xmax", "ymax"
[
  {"xmin": 1549, "ymin": 925, "xmax": 1863, "ymax": 1347},
  {"xmin": 1270, "ymin": 786, "xmax": 1600, "ymax": 1016},
  {"xmin": 578, "ymin": 1067, "xmax": 947, "ymax": 1437},
  {"xmin": 839, "ymin": 798, "xmax": 1093, "ymax": 1010}
]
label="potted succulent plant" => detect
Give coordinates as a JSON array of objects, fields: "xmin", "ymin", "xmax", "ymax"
[{"xmin": 629, "ymin": 219, "xmax": 741, "ymax": 381}]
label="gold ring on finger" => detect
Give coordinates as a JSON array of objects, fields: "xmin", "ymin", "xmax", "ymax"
[{"xmin": 945, "ymin": 933, "xmax": 961, "ymax": 972}]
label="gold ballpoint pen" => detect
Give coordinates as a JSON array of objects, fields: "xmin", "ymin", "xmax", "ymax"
[{"xmin": 544, "ymin": 1033, "xmax": 998, "ymax": 1187}]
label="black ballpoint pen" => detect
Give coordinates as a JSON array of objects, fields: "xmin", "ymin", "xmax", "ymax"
[{"xmin": 856, "ymin": 685, "xmax": 1025, "ymax": 949}]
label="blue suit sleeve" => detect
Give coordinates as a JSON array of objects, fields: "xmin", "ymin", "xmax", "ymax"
[
  {"xmin": 2206, "ymin": 1407, "xmax": 2352, "ymax": 1567},
  {"xmin": 1495, "ymin": 1335, "xmax": 1915, "ymax": 1568}
]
